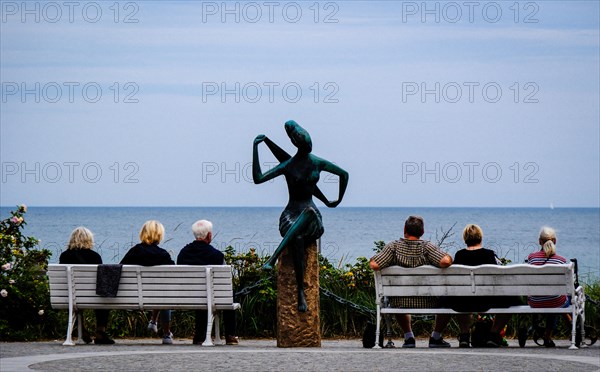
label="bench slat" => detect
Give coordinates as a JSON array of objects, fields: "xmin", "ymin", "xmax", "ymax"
[
  {"xmin": 381, "ymin": 285, "xmax": 570, "ymax": 297},
  {"xmin": 380, "ymin": 275, "xmax": 569, "ymax": 287},
  {"xmin": 380, "ymin": 264, "xmax": 575, "ymax": 275},
  {"xmin": 380, "ymin": 306, "xmax": 575, "ymax": 314}
]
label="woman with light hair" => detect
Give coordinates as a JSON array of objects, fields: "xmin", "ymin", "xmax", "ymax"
[
  {"xmin": 527, "ymin": 226, "xmax": 569, "ymax": 347},
  {"xmin": 448, "ymin": 224, "xmax": 516, "ymax": 348},
  {"xmin": 120, "ymin": 220, "xmax": 175, "ymax": 344},
  {"xmin": 59, "ymin": 227, "xmax": 114, "ymax": 344}
]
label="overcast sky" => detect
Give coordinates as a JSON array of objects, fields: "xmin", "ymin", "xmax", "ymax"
[{"xmin": 1, "ymin": 1, "xmax": 599, "ymax": 208}]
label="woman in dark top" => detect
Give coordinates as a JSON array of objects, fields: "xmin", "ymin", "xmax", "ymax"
[
  {"xmin": 120, "ymin": 220, "xmax": 175, "ymax": 344},
  {"xmin": 452, "ymin": 224, "xmax": 513, "ymax": 348},
  {"xmin": 59, "ymin": 227, "xmax": 114, "ymax": 344}
]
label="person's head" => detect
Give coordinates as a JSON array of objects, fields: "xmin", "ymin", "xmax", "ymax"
[
  {"xmin": 404, "ymin": 215, "xmax": 424, "ymax": 238},
  {"xmin": 538, "ymin": 226, "xmax": 557, "ymax": 257},
  {"xmin": 68, "ymin": 226, "xmax": 94, "ymax": 250},
  {"xmin": 463, "ymin": 224, "xmax": 483, "ymax": 247},
  {"xmin": 192, "ymin": 220, "xmax": 213, "ymax": 242},
  {"xmin": 284, "ymin": 120, "xmax": 312, "ymax": 154},
  {"xmin": 139, "ymin": 220, "xmax": 164, "ymax": 245}
]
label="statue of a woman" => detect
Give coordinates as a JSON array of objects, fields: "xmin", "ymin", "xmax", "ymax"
[{"xmin": 253, "ymin": 120, "xmax": 349, "ymax": 312}]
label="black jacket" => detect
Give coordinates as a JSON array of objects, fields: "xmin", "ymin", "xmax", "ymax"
[
  {"xmin": 120, "ymin": 243, "xmax": 174, "ymax": 266},
  {"xmin": 177, "ymin": 240, "xmax": 224, "ymax": 266},
  {"xmin": 59, "ymin": 248, "xmax": 102, "ymax": 264}
]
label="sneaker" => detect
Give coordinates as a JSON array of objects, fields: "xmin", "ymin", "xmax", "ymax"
[
  {"xmin": 383, "ymin": 340, "xmax": 396, "ymax": 348},
  {"xmin": 543, "ymin": 338, "xmax": 556, "ymax": 348},
  {"xmin": 81, "ymin": 329, "xmax": 93, "ymax": 344},
  {"xmin": 517, "ymin": 327, "xmax": 528, "ymax": 348},
  {"xmin": 458, "ymin": 333, "xmax": 470, "ymax": 348},
  {"xmin": 429, "ymin": 336, "xmax": 451, "ymax": 348},
  {"xmin": 402, "ymin": 337, "xmax": 416, "ymax": 348},
  {"xmin": 486, "ymin": 332, "xmax": 502, "ymax": 348},
  {"xmin": 226, "ymin": 335, "xmax": 239, "ymax": 345},
  {"xmin": 147, "ymin": 321, "xmax": 158, "ymax": 333},
  {"xmin": 94, "ymin": 331, "xmax": 115, "ymax": 345},
  {"xmin": 162, "ymin": 332, "xmax": 173, "ymax": 345}
]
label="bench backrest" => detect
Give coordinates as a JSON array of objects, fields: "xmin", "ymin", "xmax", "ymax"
[
  {"xmin": 48, "ymin": 264, "xmax": 235, "ymax": 310},
  {"xmin": 374, "ymin": 263, "xmax": 575, "ymax": 304}
]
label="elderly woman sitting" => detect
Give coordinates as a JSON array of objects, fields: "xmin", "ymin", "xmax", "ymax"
[
  {"xmin": 527, "ymin": 226, "xmax": 570, "ymax": 347},
  {"xmin": 59, "ymin": 226, "xmax": 114, "ymax": 344}
]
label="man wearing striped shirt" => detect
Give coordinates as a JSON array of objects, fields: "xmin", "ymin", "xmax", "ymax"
[{"xmin": 370, "ymin": 215, "xmax": 453, "ymax": 348}]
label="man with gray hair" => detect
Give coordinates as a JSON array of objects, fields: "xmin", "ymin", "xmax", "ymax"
[{"xmin": 177, "ymin": 220, "xmax": 238, "ymax": 345}]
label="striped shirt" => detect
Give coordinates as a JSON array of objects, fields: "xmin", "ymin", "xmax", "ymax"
[
  {"xmin": 371, "ymin": 238, "xmax": 447, "ymax": 308},
  {"xmin": 527, "ymin": 250, "xmax": 569, "ymax": 308}
]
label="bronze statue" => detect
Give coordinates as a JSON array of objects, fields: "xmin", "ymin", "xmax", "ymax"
[{"xmin": 253, "ymin": 120, "xmax": 349, "ymax": 312}]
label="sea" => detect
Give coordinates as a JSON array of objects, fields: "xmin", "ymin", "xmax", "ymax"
[{"xmin": 2, "ymin": 207, "xmax": 599, "ymax": 281}]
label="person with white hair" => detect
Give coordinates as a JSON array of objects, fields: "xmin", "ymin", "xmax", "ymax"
[
  {"xmin": 527, "ymin": 226, "xmax": 569, "ymax": 347},
  {"xmin": 177, "ymin": 219, "xmax": 238, "ymax": 345}
]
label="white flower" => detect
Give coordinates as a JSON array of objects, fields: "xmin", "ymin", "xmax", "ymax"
[
  {"xmin": 0, "ymin": 289, "xmax": 7, "ymax": 297},
  {"xmin": 9, "ymin": 279, "xmax": 15, "ymax": 284},
  {"xmin": 38, "ymin": 310, "xmax": 44, "ymax": 316},
  {"xmin": 1, "ymin": 263, "xmax": 11, "ymax": 271}
]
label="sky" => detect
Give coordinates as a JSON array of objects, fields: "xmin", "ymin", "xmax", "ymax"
[{"xmin": 1, "ymin": 0, "xmax": 599, "ymax": 208}]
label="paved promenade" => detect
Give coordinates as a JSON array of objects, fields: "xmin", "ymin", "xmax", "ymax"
[{"xmin": 1, "ymin": 338, "xmax": 599, "ymax": 371}]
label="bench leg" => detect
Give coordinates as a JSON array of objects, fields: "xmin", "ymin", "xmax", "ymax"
[
  {"xmin": 202, "ymin": 311, "xmax": 215, "ymax": 347},
  {"xmin": 569, "ymin": 309, "xmax": 578, "ymax": 350},
  {"xmin": 213, "ymin": 313, "xmax": 222, "ymax": 345},
  {"xmin": 373, "ymin": 305, "xmax": 381, "ymax": 349},
  {"xmin": 63, "ymin": 310, "xmax": 76, "ymax": 346},
  {"xmin": 76, "ymin": 312, "xmax": 85, "ymax": 345},
  {"xmin": 579, "ymin": 308, "xmax": 587, "ymax": 348},
  {"xmin": 63, "ymin": 266, "xmax": 76, "ymax": 346}
]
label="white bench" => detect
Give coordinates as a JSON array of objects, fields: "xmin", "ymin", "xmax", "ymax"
[
  {"xmin": 48, "ymin": 264, "xmax": 240, "ymax": 346},
  {"xmin": 374, "ymin": 263, "xmax": 586, "ymax": 349}
]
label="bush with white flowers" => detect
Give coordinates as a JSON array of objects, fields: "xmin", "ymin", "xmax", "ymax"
[{"xmin": 0, "ymin": 205, "xmax": 53, "ymax": 340}]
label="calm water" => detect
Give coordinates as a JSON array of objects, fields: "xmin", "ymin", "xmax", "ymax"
[{"xmin": 2, "ymin": 207, "xmax": 599, "ymax": 281}]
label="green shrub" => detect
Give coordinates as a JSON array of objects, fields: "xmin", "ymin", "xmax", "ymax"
[
  {"xmin": 0, "ymin": 205, "xmax": 57, "ymax": 341},
  {"xmin": 225, "ymin": 245, "xmax": 277, "ymax": 337},
  {"xmin": 583, "ymin": 281, "xmax": 600, "ymax": 331}
]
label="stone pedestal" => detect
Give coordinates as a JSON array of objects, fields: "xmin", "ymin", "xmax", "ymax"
[{"xmin": 276, "ymin": 241, "xmax": 321, "ymax": 347}]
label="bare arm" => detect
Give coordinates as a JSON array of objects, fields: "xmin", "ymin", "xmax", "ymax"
[
  {"xmin": 439, "ymin": 254, "xmax": 452, "ymax": 268},
  {"xmin": 369, "ymin": 259, "xmax": 381, "ymax": 271}
]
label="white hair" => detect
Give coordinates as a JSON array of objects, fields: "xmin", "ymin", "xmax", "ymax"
[
  {"xmin": 539, "ymin": 226, "xmax": 557, "ymax": 257},
  {"xmin": 192, "ymin": 220, "xmax": 213, "ymax": 240}
]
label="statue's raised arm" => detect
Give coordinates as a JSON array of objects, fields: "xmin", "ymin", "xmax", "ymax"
[
  {"xmin": 314, "ymin": 159, "xmax": 349, "ymax": 208},
  {"xmin": 253, "ymin": 135, "xmax": 286, "ymax": 184}
]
